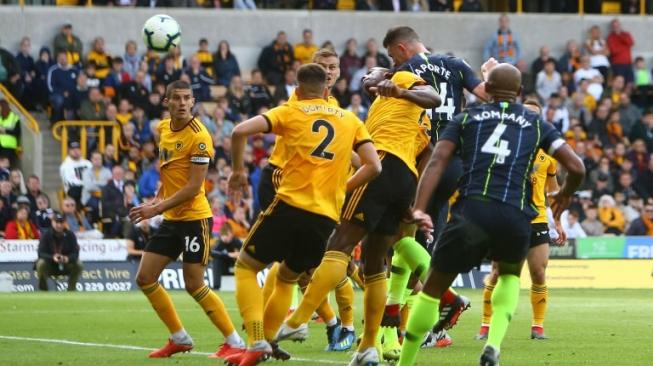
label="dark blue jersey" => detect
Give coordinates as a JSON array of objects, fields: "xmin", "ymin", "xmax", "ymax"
[
  {"xmin": 440, "ymin": 102, "xmax": 565, "ymax": 218},
  {"xmin": 397, "ymin": 53, "xmax": 482, "ymax": 141}
]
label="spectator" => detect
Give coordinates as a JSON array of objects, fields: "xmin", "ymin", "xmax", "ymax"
[
  {"xmin": 35, "ymin": 212, "xmax": 82, "ymax": 292},
  {"xmin": 59, "ymin": 141, "xmax": 92, "ymax": 208},
  {"xmin": 61, "ymin": 196, "xmax": 102, "ymax": 239},
  {"xmin": 561, "ymin": 209, "xmax": 587, "ymax": 239},
  {"xmin": 629, "ymin": 109, "xmax": 653, "ymax": 152},
  {"xmin": 607, "ymin": 18, "xmax": 635, "ymax": 84},
  {"xmin": 123, "ymin": 40, "xmax": 140, "ymax": 80},
  {"xmin": 0, "ymin": 99, "xmax": 21, "ymax": 167},
  {"xmin": 86, "ymin": 37, "xmax": 111, "ymax": 80},
  {"xmin": 16, "ymin": 37, "xmax": 37, "ymax": 110},
  {"xmin": 213, "ymin": 40, "xmax": 240, "ymax": 87},
  {"xmin": 77, "ymin": 87, "xmax": 106, "ymax": 121},
  {"xmin": 101, "ymin": 165, "xmax": 126, "ymax": 238},
  {"xmin": 104, "ymin": 57, "xmax": 131, "ymax": 99},
  {"xmin": 559, "ymin": 40, "xmax": 582, "ymax": 74},
  {"xmin": 584, "ymin": 25, "xmax": 611, "ymax": 82},
  {"xmin": 34, "ymin": 194, "xmax": 54, "ymax": 233},
  {"xmin": 4, "ymin": 205, "xmax": 39, "ymax": 240},
  {"xmin": 351, "ymin": 55, "xmax": 377, "ymax": 92},
  {"xmin": 248, "ymin": 69, "xmax": 273, "ymax": 113},
  {"xmin": 532, "ymin": 45, "xmax": 558, "ymax": 76},
  {"xmin": 340, "ymin": 39, "xmax": 362, "ymax": 83},
  {"xmin": 0, "ymin": 179, "xmax": 15, "ymax": 209},
  {"xmin": 635, "ymin": 154, "xmax": 653, "ymax": 200},
  {"xmin": 574, "ymin": 56, "xmax": 604, "ymax": 101},
  {"xmin": 210, "ymin": 195, "xmax": 228, "ymax": 233},
  {"xmin": 459, "ymin": 0, "xmax": 483, "ymax": 11},
  {"xmin": 138, "ymin": 159, "xmax": 160, "ymax": 199},
  {"xmin": 195, "ymin": 38, "xmax": 214, "ymax": 78},
  {"xmin": 157, "ymin": 56, "xmax": 181, "ymax": 87},
  {"xmin": 126, "ymin": 218, "xmax": 152, "ymax": 263},
  {"xmin": 605, "ymin": 75, "xmax": 626, "ymax": 106},
  {"xmin": 294, "ymin": 29, "xmax": 318, "ymax": 65},
  {"xmin": 598, "ymin": 194, "xmax": 626, "ymax": 235},
  {"xmin": 34, "ymin": 47, "xmax": 54, "ymax": 109},
  {"xmin": 272, "ymin": 68, "xmax": 296, "ymax": 104},
  {"xmin": 212, "ymin": 106, "xmax": 234, "ymax": 142},
  {"xmin": 185, "ymin": 55, "xmax": 214, "ymax": 102},
  {"xmin": 120, "ymin": 71, "xmax": 150, "ymax": 109},
  {"xmin": 619, "ymin": 92, "xmax": 641, "ymax": 137},
  {"xmin": 616, "ymin": 171, "xmax": 637, "ymax": 201},
  {"xmin": 536, "ymin": 59, "xmax": 562, "ymax": 101},
  {"xmin": 226, "ymin": 75, "xmax": 251, "ymax": 120},
  {"xmin": 53, "ymin": 23, "xmax": 83, "ymax": 67},
  {"xmin": 257, "ymin": 31, "xmax": 294, "ymax": 86},
  {"xmin": 82, "ymin": 62, "xmax": 100, "ymax": 89},
  {"xmin": 621, "ymin": 193, "xmax": 642, "ymax": 227},
  {"xmin": 626, "ymin": 202, "xmax": 653, "ymax": 235},
  {"xmin": 25, "ymin": 175, "xmax": 47, "ymax": 213},
  {"xmin": 347, "ymin": 93, "xmax": 368, "ymax": 120},
  {"xmin": 483, "ymin": 14, "xmax": 520, "ymax": 65},
  {"xmin": 362, "ymin": 38, "xmax": 391, "ymax": 69},
  {"xmin": 227, "ymin": 206, "xmax": 250, "ymax": 240},
  {"xmin": 633, "ymin": 56, "xmax": 651, "ymax": 89},
  {"xmin": 130, "ymin": 105, "xmax": 152, "ymax": 144},
  {"xmin": 333, "ymin": 77, "xmax": 352, "ymax": 108},
  {"xmin": 9, "ymin": 170, "xmax": 26, "ymax": 197},
  {"xmin": 81, "ymin": 150, "xmax": 111, "ymax": 219},
  {"xmin": 210, "ymin": 224, "xmax": 242, "ymax": 290},
  {"xmin": 145, "ymin": 90, "xmax": 164, "ymax": 120},
  {"xmin": 47, "ymin": 51, "xmax": 78, "ymax": 122},
  {"xmin": 581, "ymin": 203, "xmax": 604, "ymax": 236}
]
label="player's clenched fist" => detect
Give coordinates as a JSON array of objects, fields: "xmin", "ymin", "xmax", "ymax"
[{"xmin": 228, "ymin": 170, "xmax": 248, "ymax": 195}]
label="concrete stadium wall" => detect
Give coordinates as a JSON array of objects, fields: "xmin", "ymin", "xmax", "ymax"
[{"xmin": 1, "ymin": 7, "xmax": 653, "ymax": 77}]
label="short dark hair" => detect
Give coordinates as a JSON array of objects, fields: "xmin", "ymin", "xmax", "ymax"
[
  {"xmin": 523, "ymin": 98, "xmax": 542, "ymax": 112},
  {"xmin": 199, "ymin": 38, "xmax": 208, "ymax": 45},
  {"xmin": 383, "ymin": 26, "xmax": 420, "ymax": 48},
  {"xmin": 312, "ymin": 48, "xmax": 338, "ymax": 61},
  {"xmin": 165, "ymin": 80, "xmax": 192, "ymax": 98},
  {"xmin": 297, "ymin": 64, "xmax": 327, "ymax": 95},
  {"xmin": 635, "ymin": 56, "xmax": 645, "ymax": 63}
]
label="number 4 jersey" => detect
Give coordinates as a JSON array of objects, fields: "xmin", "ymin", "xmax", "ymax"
[
  {"xmin": 396, "ymin": 52, "xmax": 482, "ymax": 142},
  {"xmin": 263, "ymin": 98, "xmax": 372, "ymax": 222},
  {"xmin": 440, "ymin": 102, "xmax": 565, "ymax": 219}
]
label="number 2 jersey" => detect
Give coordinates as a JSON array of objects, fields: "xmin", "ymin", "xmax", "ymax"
[
  {"xmin": 263, "ymin": 98, "xmax": 372, "ymax": 222},
  {"xmin": 440, "ymin": 102, "xmax": 565, "ymax": 219},
  {"xmin": 396, "ymin": 52, "xmax": 482, "ymax": 142}
]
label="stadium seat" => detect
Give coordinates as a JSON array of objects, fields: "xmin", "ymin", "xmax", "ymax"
[{"xmin": 601, "ymin": 1, "xmax": 621, "ymax": 14}]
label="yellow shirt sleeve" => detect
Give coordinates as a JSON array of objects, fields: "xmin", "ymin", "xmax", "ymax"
[
  {"xmin": 392, "ymin": 71, "xmax": 426, "ymax": 90},
  {"xmin": 547, "ymin": 157, "xmax": 557, "ymax": 176},
  {"xmin": 263, "ymin": 106, "xmax": 288, "ymax": 135},
  {"xmin": 190, "ymin": 131, "xmax": 214, "ymax": 164},
  {"xmin": 353, "ymin": 118, "xmax": 373, "ymax": 149}
]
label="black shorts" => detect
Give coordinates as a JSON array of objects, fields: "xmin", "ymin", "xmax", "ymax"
[
  {"xmin": 417, "ymin": 154, "xmax": 463, "ymax": 249},
  {"xmin": 341, "ymin": 152, "xmax": 416, "ymax": 236},
  {"xmin": 145, "ymin": 218, "xmax": 213, "ymax": 266},
  {"xmin": 258, "ymin": 164, "xmax": 283, "ymax": 212},
  {"xmin": 431, "ymin": 197, "xmax": 532, "ymax": 274},
  {"xmin": 530, "ymin": 223, "xmax": 550, "ymax": 248},
  {"xmin": 243, "ymin": 199, "xmax": 336, "ymax": 274}
]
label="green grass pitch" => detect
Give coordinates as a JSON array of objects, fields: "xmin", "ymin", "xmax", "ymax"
[{"xmin": 1, "ymin": 289, "xmax": 651, "ymax": 365}]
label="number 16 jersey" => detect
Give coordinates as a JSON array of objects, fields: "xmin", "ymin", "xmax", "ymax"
[{"xmin": 263, "ymin": 98, "xmax": 372, "ymax": 222}]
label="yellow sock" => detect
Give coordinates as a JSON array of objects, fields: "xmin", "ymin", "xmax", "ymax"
[
  {"xmin": 335, "ymin": 277, "xmax": 355, "ymax": 327},
  {"xmin": 191, "ymin": 285, "xmax": 235, "ymax": 336},
  {"xmin": 287, "ymin": 251, "xmax": 349, "ymax": 328},
  {"xmin": 235, "ymin": 260, "xmax": 264, "ymax": 345},
  {"xmin": 299, "ymin": 282, "xmax": 337, "ymax": 324},
  {"xmin": 482, "ymin": 282, "xmax": 495, "ymax": 325},
  {"xmin": 531, "ymin": 283, "xmax": 548, "ymax": 327},
  {"xmin": 264, "ymin": 272, "xmax": 297, "ymax": 340},
  {"xmin": 262, "ymin": 262, "xmax": 279, "ymax": 307},
  {"xmin": 141, "ymin": 282, "xmax": 183, "ymax": 334},
  {"xmin": 358, "ymin": 273, "xmax": 386, "ymax": 350},
  {"xmin": 350, "ymin": 263, "xmax": 365, "ymax": 289}
]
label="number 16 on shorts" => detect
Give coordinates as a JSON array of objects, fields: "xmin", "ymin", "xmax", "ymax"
[{"xmin": 185, "ymin": 236, "xmax": 201, "ymax": 253}]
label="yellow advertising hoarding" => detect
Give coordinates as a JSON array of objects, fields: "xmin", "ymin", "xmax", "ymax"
[{"xmin": 520, "ymin": 260, "xmax": 653, "ymax": 289}]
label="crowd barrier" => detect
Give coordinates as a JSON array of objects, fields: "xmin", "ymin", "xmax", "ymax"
[{"xmin": 1, "ymin": 238, "xmax": 652, "ymax": 292}]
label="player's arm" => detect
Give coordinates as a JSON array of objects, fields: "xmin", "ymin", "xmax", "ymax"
[
  {"xmin": 416, "ymin": 142, "xmax": 433, "ymax": 177},
  {"xmin": 346, "ymin": 141, "xmax": 381, "ymax": 192},
  {"xmin": 229, "ymin": 115, "xmax": 270, "ymax": 192},
  {"xmin": 548, "ymin": 143, "xmax": 586, "ymax": 219},
  {"xmin": 469, "ymin": 58, "xmax": 498, "ymax": 102},
  {"xmin": 545, "ymin": 173, "xmax": 567, "ymax": 245},
  {"xmin": 350, "ymin": 151, "xmax": 362, "ymax": 169},
  {"xmin": 371, "ymin": 81, "xmax": 441, "ymax": 109}
]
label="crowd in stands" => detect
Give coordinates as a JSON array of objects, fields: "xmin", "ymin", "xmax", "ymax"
[{"xmin": 1, "ymin": 13, "xmax": 653, "ymax": 253}]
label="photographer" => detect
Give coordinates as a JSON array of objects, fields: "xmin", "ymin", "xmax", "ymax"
[{"xmin": 35, "ymin": 212, "xmax": 83, "ymax": 291}]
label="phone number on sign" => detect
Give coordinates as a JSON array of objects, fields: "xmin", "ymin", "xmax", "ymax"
[{"xmin": 56, "ymin": 282, "xmax": 133, "ymax": 292}]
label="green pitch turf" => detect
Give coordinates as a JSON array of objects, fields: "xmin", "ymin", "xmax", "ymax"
[{"xmin": 1, "ymin": 289, "xmax": 651, "ymax": 365}]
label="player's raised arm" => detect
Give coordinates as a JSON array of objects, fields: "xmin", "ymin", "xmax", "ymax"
[
  {"xmin": 229, "ymin": 115, "xmax": 270, "ymax": 192},
  {"xmin": 372, "ymin": 81, "xmax": 441, "ymax": 109},
  {"xmin": 549, "ymin": 144, "xmax": 586, "ymax": 218},
  {"xmin": 346, "ymin": 140, "xmax": 381, "ymax": 192},
  {"xmin": 470, "ymin": 58, "xmax": 499, "ymax": 102}
]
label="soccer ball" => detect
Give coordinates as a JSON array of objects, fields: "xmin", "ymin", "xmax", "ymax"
[{"xmin": 142, "ymin": 14, "xmax": 181, "ymax": 53}]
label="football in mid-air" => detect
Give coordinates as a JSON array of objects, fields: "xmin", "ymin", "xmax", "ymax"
[{"xmin": 142, "ymin": 14, "xmax": 181, "ymax": 52}]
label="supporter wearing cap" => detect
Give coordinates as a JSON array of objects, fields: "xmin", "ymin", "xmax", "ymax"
[
  {"xmin": 35, "ymin": 211, "xmax": 82, "ymax": 291},
  {"xmin": 59, "ymin": 141, "xmax": 92, "ymax": 208}
]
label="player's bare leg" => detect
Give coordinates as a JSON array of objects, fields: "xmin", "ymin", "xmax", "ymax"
[
  {"xmin": 528, "ymin": 244, "xmax": 550, "ymax": 339},
  {"xmin": 136, "ymin": 252, "xmax": 192, "ymax": 358}
]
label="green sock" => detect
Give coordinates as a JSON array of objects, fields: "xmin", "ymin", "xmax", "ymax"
[
  {"xmin": 486, "ymin": 274, "xmax": 521, "ymax": 350},
  {"xmin": 383, "ymin": 326, "xmax": 400, "ymax": 349},
  {"xmin": 394, "ymin": 237, "xmax": 431, "ymax": 282},
  {"xmin": 398, "ymin": 292, "xmax": 439, "ymax": 366},
  {"xmin": 387, "ymin": 253, "xmax": 410, "ymax": 305}
]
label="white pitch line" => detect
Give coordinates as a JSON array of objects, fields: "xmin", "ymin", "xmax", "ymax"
[{"xmin": 0, "ymin": 335, "xmax": 347, "ymax": 365}]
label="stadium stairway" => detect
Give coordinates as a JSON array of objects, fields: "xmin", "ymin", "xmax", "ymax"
[{"xmin": 33, "ymin": 112, "xmax": 63, "ymax": 201}]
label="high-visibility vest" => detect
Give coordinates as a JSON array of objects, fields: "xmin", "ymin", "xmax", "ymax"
[{"xmin": 0, "ymin": 112, "xmax": 19, "ymax": 149}]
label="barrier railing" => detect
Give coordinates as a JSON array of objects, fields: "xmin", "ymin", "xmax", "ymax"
[{"xmin": 51, "ymin": 120, "xmax": 121, "ymax": 162}]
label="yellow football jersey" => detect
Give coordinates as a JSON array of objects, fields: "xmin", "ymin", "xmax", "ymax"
[
  {"xmin": 365, "ymin": 71, "xmax": 427, "ymax": 177},
  {"xmin": 157, "ymin": 118, "xmax": 215, "ymax": 221},
  {"xmin": 414, "ymin": 113, "xmax": 432, "ymax": 162},
  {"xmin": 268, "ymin": 93, "xmax": 339, "ymax": 168},
  {"xmin": 264, "ymin": 98, "xmax": 371, "ymax": 221},
  {"xmin": 531, "ymin": 149, "xmax": 557, "ymax": 224}
]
